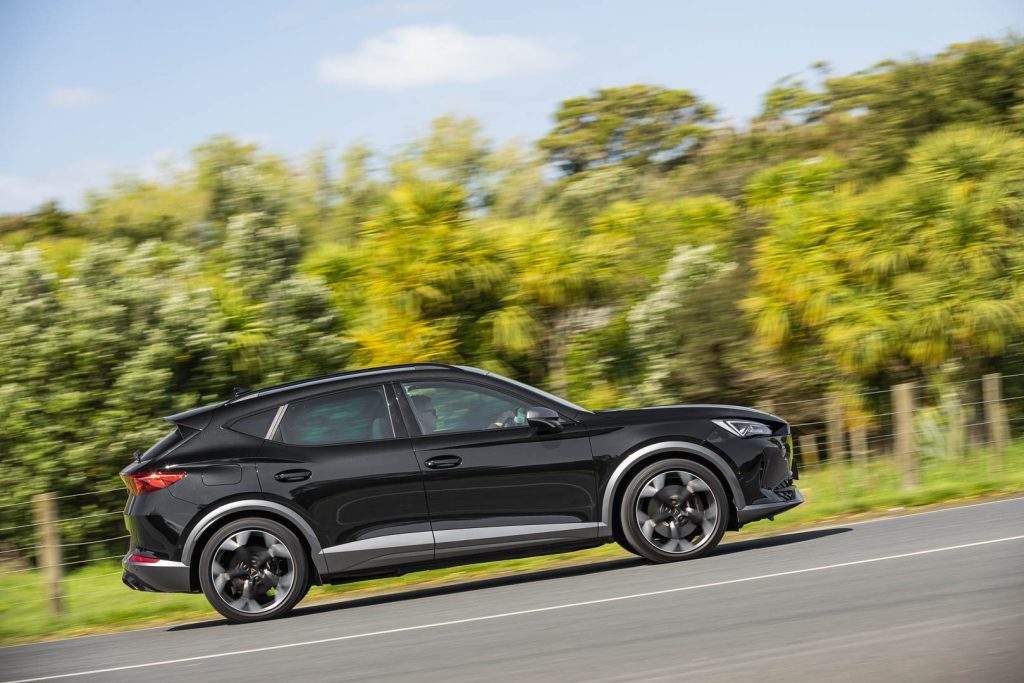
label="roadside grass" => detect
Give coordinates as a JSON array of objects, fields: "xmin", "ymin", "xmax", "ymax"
[{"xmin": 2, "ymin": 444, "xmax": 1023, "ymax": 646}]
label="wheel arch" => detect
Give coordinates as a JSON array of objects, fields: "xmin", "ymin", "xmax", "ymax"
[
  {"xmin": 182, "ymin": 500, "xmax": 327, "ymax": 590},
  {"xmin": 603, "ymin": 441, "xmax": 745, "ymax": 539}
]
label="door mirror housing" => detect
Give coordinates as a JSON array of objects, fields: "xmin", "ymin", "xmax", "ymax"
[{"xmin": 526, "ymin": 407, "xmax": 562, "ymax": 433}]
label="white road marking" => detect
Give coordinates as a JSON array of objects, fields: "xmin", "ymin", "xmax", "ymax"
[{"xmin": 5, "ymin": 533, "xmax": 1024, "ymax": 683}]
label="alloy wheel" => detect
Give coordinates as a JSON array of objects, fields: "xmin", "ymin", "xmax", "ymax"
[
  {"xmin": 634, "ymin": 470, "xmax": 719, "ymax": 554},
  {"xmin": 209, "ymin": 528, "xmax": 295, "ymax": 614}
]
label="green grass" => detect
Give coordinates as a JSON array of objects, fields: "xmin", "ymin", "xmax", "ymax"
[{"xmin": 3, "ymin": 443, "xmax": 1023, "ymax": 646}]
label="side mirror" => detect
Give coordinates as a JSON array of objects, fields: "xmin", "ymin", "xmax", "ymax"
[{"xmin": 526, "ymin": 407, "xmax": 562, "ymax": 433}]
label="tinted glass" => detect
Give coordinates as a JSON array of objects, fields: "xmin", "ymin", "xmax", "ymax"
[
  {"xmin": 402, "ymin": 381, "xmax": 530, "ymax": 435},
  {"xmin": 230, "ymin": 408, "xmax": 277, "ymax": 439},
  {"xmin": 276, "ymin": 385, "xmax": 394, "ymax": 446}
]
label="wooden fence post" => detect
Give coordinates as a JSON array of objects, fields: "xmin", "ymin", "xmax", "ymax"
[
  {"xmin": 944, "ymin": 385, "xmax": 965, "ymax": 461},
  {"xmin": 799, "ymin": 434, "xmax": 819, "ymax": 469},
  {"xmin": 983, "ymin": 373, "xmax": 1009, "ymax": 459},
  {"xmin": 892, "ymin": 382, "xmax": 917, "ymax": 487},
  {"xmin": 32, "ymin": 493, "xmax": 63, "ymax": 615},
  {"xmin": 826, "ymin": 395, "xmax": 845, "ymax": 463},
  {"xmin": 850, "ymin": 425, "xmax": 868, "ymax": 465}
]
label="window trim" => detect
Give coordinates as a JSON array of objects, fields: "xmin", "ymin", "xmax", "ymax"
[
  {"xmin": 266, "ymin": 404, "xmax": 288, "ymax": 440},
  {"xmin": 268, "ymin": 384, "xmax": 398, "ymax": 448},
  {"xmin": 394, "ymin": 378, "xmax": 574, "ymax": 438}
]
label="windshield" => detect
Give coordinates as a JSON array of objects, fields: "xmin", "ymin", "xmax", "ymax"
[{"xmin": 455, "ymin": 366, "xmax": 590, "ymax": 414}]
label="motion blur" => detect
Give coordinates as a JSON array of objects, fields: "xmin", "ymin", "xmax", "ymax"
[{"xmin": 1, "ymin": 24, "xmax": 1023, "ymax": 650}]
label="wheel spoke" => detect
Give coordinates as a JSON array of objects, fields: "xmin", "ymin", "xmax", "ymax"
[
  {"xmin": 268, "ymin": 542, "xmax": 290, "ymax": 559},
  {"xmin": 682, "ymin": 507, "xmax": 702, "ymax": 525},
  {"xmin": 701, "ymin": 505, "xmax": 718, "ymax": 535},
  {"xmin": 669, "ymin": 538, "xmax": 694, "ymax": 553},
  {"xmin": 685, "ymin": 479, "xmax": 709, "ymax": 496}
]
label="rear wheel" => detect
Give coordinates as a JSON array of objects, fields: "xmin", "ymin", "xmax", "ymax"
[
  {"xmin": 198, "ymin": 517, "xmax": 309, "ymax": 623},
  {"xmin": 618, "ymin": 458, "xmax": 728, "ymax": 563}
]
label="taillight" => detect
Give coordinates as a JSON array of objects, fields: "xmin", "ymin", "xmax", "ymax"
[
  {"xmin": 121, "ymin": 471, "xmax": 187, "ymax": 496},
  {"xmin": 128, "ymin": 554, "xmax": 160, "ymax": 564}
]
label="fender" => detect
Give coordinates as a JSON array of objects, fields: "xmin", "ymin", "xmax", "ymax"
[
  {"xmin": 599, "ymin": 441, "xmax": 746, "ymax": 526},
  {"xmin": 181, "ymin": 499, "xmax": 329, "ymax": 575}
]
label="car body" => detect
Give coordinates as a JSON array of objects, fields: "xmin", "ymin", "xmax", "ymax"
[{"xmin": 121, "ymin": 363, "xmax": 801, "ymax": 621}]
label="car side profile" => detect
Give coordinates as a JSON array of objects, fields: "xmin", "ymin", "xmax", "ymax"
[{"xmin": 121, "ymin": 363, "xmax": 801, "ymax": 622}]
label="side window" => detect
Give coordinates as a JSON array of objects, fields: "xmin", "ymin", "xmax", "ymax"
[
  {"xmin": 275, "ymin": 386, "xmax": 394, "ymax": 446},
  {"xmin": 401, "ymin": 381, "xmax": 530, "ymax": 435},
  {"xmin": 230, "ymin": 408, "xmax": 277, "ymax": 439}
]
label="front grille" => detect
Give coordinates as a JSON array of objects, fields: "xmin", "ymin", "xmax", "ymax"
[{"xmin": 774, "ymin": 480, "xmax": 796, "ymax": 501}]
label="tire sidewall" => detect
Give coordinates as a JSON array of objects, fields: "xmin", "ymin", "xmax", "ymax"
[
  {"xmin": 198, "ymin": 517, "xmax": 309, "ymax": 623},
  {"xmin": 619, "ymin": 458, "xmax": 729, "ymax": 563}
]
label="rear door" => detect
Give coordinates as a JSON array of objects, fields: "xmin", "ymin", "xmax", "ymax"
[
  {"xmin": 255, "ymin": 383, "xmax": 433, "ymax": 574},
  {"xmin": 395, "ymin": 379, "xmax": 599, "ymax": 560}
]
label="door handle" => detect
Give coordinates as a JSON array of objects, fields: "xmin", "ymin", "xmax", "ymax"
[
  {"xmin": 274, "ymin": 469, "xmax": 312, "ymax": 483},
  {"xmin": 424, "ymin": 455, "xmax": 462, "ymax": 470}
]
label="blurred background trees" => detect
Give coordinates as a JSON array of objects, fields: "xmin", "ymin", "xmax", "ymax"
[{"xmin": 2, "ymin": 37, "xmax": 1024, "ymax": 554}]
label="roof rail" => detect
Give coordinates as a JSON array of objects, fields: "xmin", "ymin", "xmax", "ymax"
[{"xmin": 226, "ymin": 363, "xmax": 459, "ymax": 402}]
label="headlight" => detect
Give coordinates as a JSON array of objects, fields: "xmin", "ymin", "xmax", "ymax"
[{"xmin": 713, "ymin": 419, "xmax": 772, "ymax": 438}]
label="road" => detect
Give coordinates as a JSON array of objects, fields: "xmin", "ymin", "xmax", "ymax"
[{"xmin": 2, "ymin": 498, "xmax": 1023, "ymax": 683}]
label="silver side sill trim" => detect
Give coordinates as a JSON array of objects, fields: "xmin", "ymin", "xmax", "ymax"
[
  {"xmin": 434, "ymin": 522, "xmax": 597, "ymax": 545},
  {"xmin": 322, "ymin": 531, "xmax": 435, "ymax": 555}
]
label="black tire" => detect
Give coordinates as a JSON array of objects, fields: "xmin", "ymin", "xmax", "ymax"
[
  {"xmin": 618, "ymin": 458, "xmax": 729, "ymax": 563},
  {"xmin": 198, "ymin": 517, "xmax": 309, "ymax": 623}
]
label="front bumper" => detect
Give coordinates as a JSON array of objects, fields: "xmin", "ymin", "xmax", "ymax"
[
  {"xmin": 122, "ymin": 552, "xmax": 193, "ymax": 593},
  {"xmin": 735, "ymin": 485, "xmax": 804, "ymax": 525}
]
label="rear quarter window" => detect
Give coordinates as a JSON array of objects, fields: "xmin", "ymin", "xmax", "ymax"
[{"xmin": 228, "ymin": 408, "xmax": 278, "ymax": 439}]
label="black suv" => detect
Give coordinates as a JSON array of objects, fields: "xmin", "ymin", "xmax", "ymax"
[{"xmin": 121, "ymin": 363, "xmax": 801, "ymax": 622}]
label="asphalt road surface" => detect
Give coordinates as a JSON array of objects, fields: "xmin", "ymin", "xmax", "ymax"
[{"xmin": 3, "ymin": 498, "xmax": 1023, "ymax": 683}]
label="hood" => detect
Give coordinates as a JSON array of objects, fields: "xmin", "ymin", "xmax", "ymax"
[{"xmin": 587, "ymin": 403, "xmax": 785, "ymax": 427}]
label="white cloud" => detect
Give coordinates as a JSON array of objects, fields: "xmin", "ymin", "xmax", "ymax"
[
  {"xmin": 318, "ymin": 24, "xmax": 571, "ymax": 90},
  {"xmin": 48, "ymin": 87, "xmax": 101, "ymax": 108}
]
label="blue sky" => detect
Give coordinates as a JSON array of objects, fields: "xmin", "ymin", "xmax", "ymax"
[{"xmin": 1, "ymin": 0, "xmax": 1020, "ymax": 212}]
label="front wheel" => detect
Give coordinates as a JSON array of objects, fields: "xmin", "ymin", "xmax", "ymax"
[
  {"xmin": 198, "ymin": 517, "xmax": 309, "ymax": 623},
  {"xmin": 618, "ymin": 458, "xmax": 728, "ymax": 563}
]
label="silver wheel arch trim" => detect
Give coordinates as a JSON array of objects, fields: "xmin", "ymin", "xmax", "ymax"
[
  {"xmin": 599, "ymin": 441, "xmax": 746, "ymax": 526},
  {"xmin": 181, "ymin": 499, "xmax": 328, "ymax": 575}
]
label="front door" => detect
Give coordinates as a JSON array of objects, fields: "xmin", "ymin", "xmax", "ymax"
[
  {"xmin": 256, "ymin": 383, "xmax": 433, "ymax": 574},
  {"xmin": 395, "ymin": 379, "xmax": 598, "ymax": 560}
]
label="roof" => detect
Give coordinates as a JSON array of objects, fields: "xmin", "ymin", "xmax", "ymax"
[{"xmin": 226, "ymin": 363, "xmax": 459, "ymax": 403}]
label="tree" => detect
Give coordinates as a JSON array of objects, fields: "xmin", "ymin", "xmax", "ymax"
[
  {"xmin": 823, "ymin": 39, "xmax": 1024, "ymax": 177},
  {"xmin": 540, "ymin": 85, "xmax": 716, "ymax": 175},
  {"xmin": 747, "ymin": 126, "xmax": 1024, "ymax": 387}
]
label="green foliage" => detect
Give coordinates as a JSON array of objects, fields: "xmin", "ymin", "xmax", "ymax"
[
  {"xmin": 747, "ymin": 126, "xmax": 1024, "ymax": 381},
  {"xmin": 823, "ymin": 38, "xmax": 1024, "ymax": 177}
]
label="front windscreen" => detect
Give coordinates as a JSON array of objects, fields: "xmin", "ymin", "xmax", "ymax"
[{"xmin": 456, "ymin": 366, "xmax": 590, "ymax": 414}]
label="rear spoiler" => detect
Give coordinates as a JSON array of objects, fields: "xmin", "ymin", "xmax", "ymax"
[{"xmin": 164, "ymin": 402, "xmax": 221, "ymax": 431}]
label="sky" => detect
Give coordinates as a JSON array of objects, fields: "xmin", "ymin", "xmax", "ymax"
[{"xmin": 1, "ymin": 0, "xmax": 1021, "ymax": 212}]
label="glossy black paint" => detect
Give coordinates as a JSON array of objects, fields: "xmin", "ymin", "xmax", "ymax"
[{"xmin": 121, "ymin": 363, "xmax": 799, "ymax": 594}]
